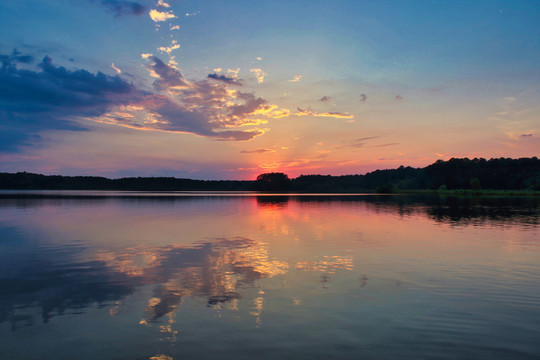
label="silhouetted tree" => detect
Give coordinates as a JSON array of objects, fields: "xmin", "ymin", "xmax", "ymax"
[{"xmin": 255, "ymin": 172, "xmax": 291, "ymax": 191}]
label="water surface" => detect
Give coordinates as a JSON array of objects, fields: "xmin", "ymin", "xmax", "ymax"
[{"xmin": 1, "ymin": 192, "xmax": 539, "ymax": 359}]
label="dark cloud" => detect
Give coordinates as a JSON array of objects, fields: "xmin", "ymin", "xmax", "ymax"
[
  {"xmin": 207, "ymin": 73, "xmax": 242, "ymax": 85},
  {"xmin": 98, "ymin": 0, "xmax": 147, "ymax": 17},
  {"xmin": 0, "ymin": 52, "xmax": 144, "ymax": 151},
  {"xmin": 0, "ymin": 49, "xmax": 33, "ymax": 70},
  {"xmin": 319, "ymin": 96, "xmax": 332, "ymax": 102},
  {"xmin": 395, "ymin": 95, "xmax": 403, "ymax": 100},
  {"xmin": 359, "ymin": 94, "xmax": 367, "ymax": 103},
  {"xmin": 521, "ymin": 133, "xmax": 533, "ymax": 137},
  {"xmin": 147, "ymin": 56, "xmax": 189, "ymax": 91},
  {"xmin": 240, "ymin": 148, "xmax": 272, "ymax": 154}
]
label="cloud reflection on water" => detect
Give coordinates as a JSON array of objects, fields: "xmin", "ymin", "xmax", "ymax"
[{"xmin": 0, "ymin": 193, "xmax": 538, "ymax": 333}]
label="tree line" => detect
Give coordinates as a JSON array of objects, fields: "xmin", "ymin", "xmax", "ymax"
[{"xmin": 0, "ymin": 157, "xmax": 538, "ymax": 192}]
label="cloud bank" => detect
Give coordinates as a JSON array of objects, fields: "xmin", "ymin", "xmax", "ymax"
[
  {"xmin": 98, "ymin": 56, "xmax": 272, "ymax": 141},
  {"xmin": 0, "ymin": 52, "xmax": 143, "ymax": 151},
  {"xmin": 0, "ymin": 50, "xmax": 284, "ymax": 152}
]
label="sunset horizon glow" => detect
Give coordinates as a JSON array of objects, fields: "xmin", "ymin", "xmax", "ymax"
[{"xmin": 1, "ymin": 1, "xmax": 539, "ymax": 180}]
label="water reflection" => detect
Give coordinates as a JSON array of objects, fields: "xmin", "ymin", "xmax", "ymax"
[
  {"xmin": 0, "ymin": 192, "xmax": 539, "ymax": 359},
  {"xmin": 0, "ymin": 236, "xmax": 293, "ymax": 327},
  {"xmin": 2, "ymin": 192, "xmax": 538, "ymax": 226}
]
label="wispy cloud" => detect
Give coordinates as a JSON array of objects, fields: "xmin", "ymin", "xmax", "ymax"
[
  {"xmin": 149, "ymin": 9, "xmax": 176, "ymax": 22},
  {"xmin": 395, "ymin": 95, "xmax": 403, "ymax": 100},
  {"xmin": 98, "ymin": 0, "xmax": 147, "ymax": 17},
  {"xmin": 319, "ymin": 96, "xmax": 332, "ymax": 102},
  {"xmin": 359, "ymin": 94, "xmax": 367, "ymax": 103},
  {"xmin": 240, "ymin": 148, "xmax": 274, "ymax": 154},
  {"xmin": 336, "ymin": 137, "xmax": 379, "ymax": 149},
  {"xmin": 250, "ymin": 68, "xmax": 266, "ymax": 84},
  {"xmin": 207, "ymin": 73, "xmax": 242, "ymax": 85},
  {"xmin": 157, "ymin": 0, "xmax": 170, "ymax": 8},
  {"xmin": 251, "ymin": 105, "xmax": 290, "ymax": 118},
  {"xmin": 336, "ymin": 137, "xmax": 397, "ymax": 149},
  {"xmin": 295, "ymin": 107, "xmax": 354, "ymax": 119},
  {"xmin": 185, "ymin": 11, "xmax": 200, "ymax": 17},
  {"xmin": 157, "ymin": 40, "xmax": 180, "ymax": 54},
  {"xmin": 289, "ymin": 75, "xmax": 302, "ymax": 82},
  {"xmin": 111, "ymin": 63, "xmax": 122, "ymax": 74}
]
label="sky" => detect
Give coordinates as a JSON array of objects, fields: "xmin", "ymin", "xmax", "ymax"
[{"xmin": 0, "ymin": 0, "xmax": 539, "ymax": 179}]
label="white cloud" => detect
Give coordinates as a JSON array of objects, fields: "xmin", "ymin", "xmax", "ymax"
[
  {"xmin": 158, "ymin": 40, "xmax": 180, "ymax": 54},
  {"xmin": 250, "ymin": 68, "xmax": 267, "ymax": 84},
  {"xmin": 157, "ymin": 0, "xmax": 171, "ymax": 8},
  {"xmin": 149, "ymin": 9, "xmax": 176, "ymax": 22}
]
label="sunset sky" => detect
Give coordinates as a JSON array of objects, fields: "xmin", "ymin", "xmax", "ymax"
[{"xmin": 1, "ymin": 0, "xmax": 539, "ymax": 179}]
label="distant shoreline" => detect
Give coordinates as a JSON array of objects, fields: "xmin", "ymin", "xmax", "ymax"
[{"xmin": 1, "ymin": 157, "xmax": 539, "ymax": 193}]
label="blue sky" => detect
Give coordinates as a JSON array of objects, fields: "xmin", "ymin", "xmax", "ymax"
[{"xmin": 1, "ymin": 0, "xmax": 539, "ymax": 179}]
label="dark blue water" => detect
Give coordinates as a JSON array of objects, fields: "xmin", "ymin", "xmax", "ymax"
[{"xmin": 0, "ymin": 192, "xmax": 539, "ymax": 359}]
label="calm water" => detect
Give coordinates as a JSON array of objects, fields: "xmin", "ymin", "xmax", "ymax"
[{"xmin": 0, "ymin": 192, "xmax": 539, "ymax": 360}]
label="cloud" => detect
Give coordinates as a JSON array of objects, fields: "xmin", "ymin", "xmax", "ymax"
[
  {"xmin": 157, "ymin": 41, "xmax": 180, "ymax": 54},
  {"xmin": 289, "ymin": 75, "xmax": 302, "ymax": 82},
  {"xmin": 98, "ymin": 56, "xmax": 275, "ymax": 141},
  {"xmin": 395, "ymin": 95, "xmax": 403, "ymax": 100},
  {"xmin": 359, "ymin": 94, "xmax": 367, "ymax": 103},
  {"xmin": 157, "ymin": 0, "xmax": 170, "ymax": 8},
  {"xmin": 250, "ymin": 68, "xmax": 266, "ymax": 84},
  {"xmin": 319, "ymin": 96, "xmax": 332, "ymax": 102},
  {"xmin": 240, "ymin": 148, "xmax": 274, "ymax": 154},
  {"xmin": 99, "ymin": 1, "xmax": 147, "ymax": 17},
  {"xmin": 521, "ymin": 133, "xmax": 533, "ymax": 137},
  {"xmin": 0, "ymin": 52, "xmax": 143, "ymax": 151},
  {"xmin": 185, "ymin": 11, "xmax": 200, "ymax": 17},
  {"xmin": 336, "ymin": 137, "xmax": 397, "ymax": 149},
  {"xmin": 1, "ymin": 49, "xmax": 33, "ymax": 69},
  {"xmin": 149, "ymin": 9, "xmax": 176, "ymax": 22},
  {"xmin": 251, "ymin": 105, "xmax": 290, "ymax": 118},
  {"xmin": 111, "ymin": 63, "xmax": 122, "ymax": 74},
  {"xmin": 295, "ymin": 107, "xmax": 354, "ymax": 119},
  {"xmin": 207, "ymin": 73, "xmax": 242, "ymax": 85},
  {"xmin": 0, "ymin": 50, "xmax": 279, "ymax": 152},
  {"xmin": 336, "ymin": 137, "xmax": 379, "ymax": 149}
]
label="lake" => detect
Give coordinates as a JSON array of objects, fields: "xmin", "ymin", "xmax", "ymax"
[{"xmin": 0, "ymin": 192, "xmax": 539, "ymax": 360}]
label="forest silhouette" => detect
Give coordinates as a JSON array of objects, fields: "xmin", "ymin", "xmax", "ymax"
[{"xmin": 0, "ymin": 157, "xmax": 539, "ymax": 192}]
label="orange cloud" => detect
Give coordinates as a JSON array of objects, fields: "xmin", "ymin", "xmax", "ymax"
[
  {"xmin": 295, "ymin": 107, "xmax": 353, "ymax": 119},
  {"xmin": 250, "ymin": 68, "xmax": 266, "ymax": 84}
]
